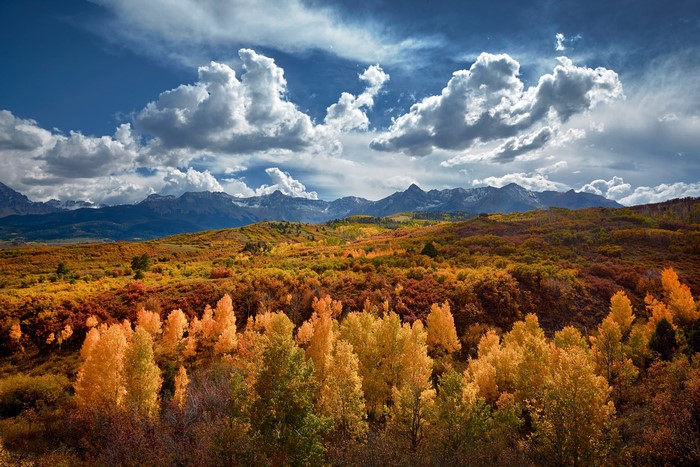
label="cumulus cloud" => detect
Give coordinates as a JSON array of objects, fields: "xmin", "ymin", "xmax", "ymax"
[
  {"xmin": 90, "ymin": 0, "xmax": 432, "ymax": 65},
  {"xmin": 0, "ymin": 110, "xmax": 51, "ymax": 151},
  {"xmin": 136, "ymin": 49, "xmax": 324, "ymax": 155},
  {"xmin": 371, "ymin": 54, "xmax": 622, "ymax": 157},
  {"xmin": 473, "ymin": 170, "xmax": 570, "ymax": 192},
  {"xmin": 580, "ymin": 176, "xmax": 632, "ymax": 200},
  {"xmin": 160, "ymin": 167, "xmax": 224, "ymax": 195},
  {"xmin": 580, "ymin": 176, "xmax": 700, "ymax": 206},
  {"xmin": 618, "ymin": 182, "xmax": 700, "ymax": 205},
  {"xmin": 255, "ymin": 167, "xmax": 318, "ymax": 199},
  {"xmin": 324, "ymin": 65, "xmax": 390, "ymax": 132},
  {"xmin": 38, "ymin": 124, "xmax": 139, "ymax": 178}
]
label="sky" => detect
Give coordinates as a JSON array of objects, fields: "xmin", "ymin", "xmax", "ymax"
[{"xmin": 1, "ymin": 0, "xmax": 699, "ymax": 206}]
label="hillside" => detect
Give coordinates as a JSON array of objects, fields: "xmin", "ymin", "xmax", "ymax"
[
  {"xmin": 1, "ymin": 198, "xmax": 700, "ymax": 465},
  {"xmin": 2, "ymin": 199, "xmax": 698, "ymax": 351}
]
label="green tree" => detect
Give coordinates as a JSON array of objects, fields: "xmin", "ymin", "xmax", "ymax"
[{"xmin": 250, "ymin": 315, "xmax": 331, "ymax": 466}]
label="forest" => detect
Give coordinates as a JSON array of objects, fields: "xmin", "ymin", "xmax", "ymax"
[{"xmin": 1, "ymin": 198, "xmax": 699, "ymax": 466}]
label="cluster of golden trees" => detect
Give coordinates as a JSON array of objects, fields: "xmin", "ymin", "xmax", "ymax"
[{"xmin": 71, "ymin": 268, "xmax": 699, "ymax": 464}]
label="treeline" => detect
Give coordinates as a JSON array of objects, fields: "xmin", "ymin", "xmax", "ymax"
[{"xmin": 1, "ymin": 268, "xmax": 699, "ymax": 465}]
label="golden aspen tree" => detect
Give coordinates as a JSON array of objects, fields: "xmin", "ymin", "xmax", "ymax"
[
  {"xmin": 467, "ymin": 330, "xmax": 520, "ymax": 402},
  {"xmin": 339, "ymin": 312, "xmax": 384, "ymax": 417},
  {"xmin": 661, "ymin": 267, "xmax": 699, "ymax": 326},
  {"xmin": 213, "ymin": 294, "xmax": 236, "ymax": 337},
  {"xmin": 136, "ymin": 307, "xmax": 162, "ymax": 336},
  {"xmin": 645, "ymin": 293, "xmax": 675, "ymax": 333},
  {"xmin": 295, "ymin": 320, "xmax": 314, "ymax": 346},
  {"xmin": 554, "ymin": 326, "xmax": 588, "ymax": 351},
  {"xmin": 160, "ymin": 309, "xmax": 188, "ymax": 359},
  {"xmin": 173, "ymin": 365, "xmax": 189, "ymax": 409},
  {"xmin": 503, "ymin": 314, "xmax": 552, "ymax": 403},
  {"xmin": 85, "ymin": 315, "xmax": 98, "ymax": 328},
  {"xmin": 531, "ymin": 346, "xmax": 615, "ymax": 466},
  {"xmin": 426, "ymin": 301, "xmax": 461, "ymax": 357},
  {"xmin": 590, "ymin": 317, "xmax": 623, "ymax": 384},
  {"xmin": 124, "ymin": 327, "xmax": 162, "ymax": 419},
  {"xmin": 74, "ymin": 324, "xmax": 130, "ymax": 413},
  {"xmin": 182, "ymin": 316, "xmax": 200, "ymax": 360},
  {"xmin": 200, "ymin": 304, "xmax": 217, "ymax": 344},
  {"xmin": 319, "ymin": 339, "xmax": 368, "ymax": 440},
  {"xmin": 80, "ymin": 327, "xmax": 101, "ymax": 360},
  {"xmin": 387, "ymin": 320, "xmax": 436, "ymax": 451},
  {"xmin": 305, "ymin": 296, "xmax": 340, "ymax": 382},
  {"xmin": 609, "ymin": 291, "xmax": 635, "ymax": 335}
]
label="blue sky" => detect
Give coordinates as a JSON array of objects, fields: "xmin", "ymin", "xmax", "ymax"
[{"xmin": 1, "ymin": 0, "xmax": 699, "ymax": 205}]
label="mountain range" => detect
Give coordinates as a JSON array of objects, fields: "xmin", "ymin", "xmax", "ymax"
[{"xmin": 0, "ymin": 181, "xmax": 622, "ymax": 242}]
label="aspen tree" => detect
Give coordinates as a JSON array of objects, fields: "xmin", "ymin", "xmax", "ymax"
[
  {"xmin": 173, "ymin": 365, "xmax": 189, "ymax": 410},
  {"xmin": 124, "ymin": 327, "xmax": 162, "ymax": 419},
  {"xmin": 75, "ymin": 324, "xmax": 130, "ymax": 413},
  {"xmin": 387, "ymin": 320, "xmax": 435, "ymax": 451},
  {"xmin": 160, "ymin": 309, "xmax": 188, "ymax": 359},
  {"xmin": 319, "ymin": 339, "xmax": 368, "ymax": 439},
  {"xmin": 136, "ymin": 307, "xmax": 162, "ymax": 336},
  {"xmin": 426, "ymin": 301, "xmax": 461, "ymax": 356}
]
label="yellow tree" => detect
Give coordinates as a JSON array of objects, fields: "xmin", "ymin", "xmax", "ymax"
[
  {"xmin": 305, "ymin": 296, "xmax": 341, "ymax": 382},
  {"xmin": 213, "ymin": 294, "xmax": 237, "ymax": 354},
  {"xmin": 124, "ymin": 327, "xmax": 162, "ymax": 419},
  {"xmin": 319, "ymin": 339, "xmax": 368, "ymax": 440},
  {"xmin": 339, "ymin": 312, "xmax": 383, "ymax": 417},
  {"xmin": 531, "ymin": 346, "xmax": 615, "ymax": 466},
  {"xmin": 426, "ymin": 301, "xmax": 461, "ymax": 357},
  {"xmin": 661, "ymin": 267, "xmax": 699, "ymax": 326},
  {"xmin": 173, "ymin": 365, "xmax": 189, "ymax": 409},
  {"xmin": 503, "ymin": 314, "xmax": 552, "ymax": 403},
  {"xmin": 387, "ymin": 320, "xmax": 436, "ymax": 451},
  {"xmin": 136, "ymin": 307, "xmax": 162, "ymax": 337},
  {"xmin": 160, "ymin": 309, "xmax": 189, "ymax": 359},
  {"xmin": 591, "ymin": 292, "xmax": 639, "ymax": 404},
  {"xmin": 74, "ymin": 324, "xmax": 130, "ymax": 413}
]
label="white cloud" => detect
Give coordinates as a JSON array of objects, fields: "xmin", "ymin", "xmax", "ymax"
[
  {"xmin": 324, "ymin": 65, "xmax": 390, "ymax": 132},
  {"xmin": 136, "ymin": 49, "xmax": 326, "ymax": 156},
  {"xmin": 0, "ymin": 110, "xmax": 52, "ymax": 151},
  {"xmin": 371, "ymin": 54, "xmax": 622, "ymax": 157},
  {"xmin": 160, "ymin": 167, "xmax": 224, "ymax": 195},
  {"xmin": 90, "ymin": 0, "xmax": 433, "ymax": 65},
  {"xmin": 39, "ymin": 124, "xmax": 139, "ymax": 178},
  {"xmin": 580, "ymin": 176, "xmax": 632, "ymax": 199},
  {"xmin": 255, "ymin": 167, "xmax": 318, "ymax": 199},
  {"xmin": 581, "ymin": 177, "xmax": 700, "ymax": 206},
  {"xmin": 555, "ymin": 33, "xmax": 566, "ymax": 52},
  {"xmin": 618, "ymin": 182, "xmax": 700, "ymax": 205},
  {"xmin": 473, "ymin": 171, "xmax": 570, "ymax": 192}
]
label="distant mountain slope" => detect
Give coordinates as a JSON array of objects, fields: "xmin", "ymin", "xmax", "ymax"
[
  {"xmin": 351, "ymin": 183, "xmax": 621, "ymax": 217},
  {"xmin": 0, "ymin": 182, "xmax": 100, "ymax": 218},
  {"xmin": 0, "ymin": 183, "xmax": 622, "ymax": 242},
  {"xmin": 0, "ymin": 181, "xmax": 64, "ymax": 217}
]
